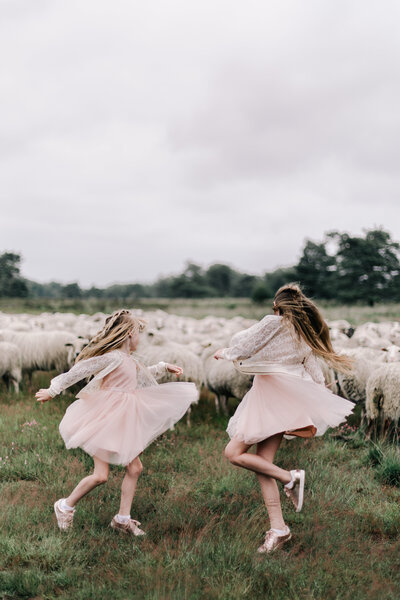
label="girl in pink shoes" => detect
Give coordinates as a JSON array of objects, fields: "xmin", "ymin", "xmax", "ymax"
[
  {"xmin": 35, "ymin": 309, "xmax": 198, "ymax": 535},
  {"xmin": 214, "ymin": 284, "xmax": 354, "ymax": 554}
]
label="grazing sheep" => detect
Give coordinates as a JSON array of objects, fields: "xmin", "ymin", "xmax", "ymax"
[
  {"xmin": 385, "ymin": 344, "xmax": 400, "ymax": 363},
  {"xmin": 201, "ymin": 344, "xmax": 253, "ymax": 415},
  {"xmin": 0, "ymin": 342, "xmax": 22, "ymax": 393},
  {"xmin": 317, "ymin": 358, "xmax": 339, "ymax": 395},
  {"xmin": 344, "ymin": 347, "xmax": 388, "ymax": 364},
  {"xmin": 344, "ymin": 345, "xmax": 400, "ymax": 364},
  {"xmin": 330, "ymin": 329, "xmax": 351, "ymax": 348},
  {"xmin": 0, "ymin": 329, "xmax": 83, "ymax": 379},
  {"xmin": 137, "ymin": 330, "xmax": 204, "ymax": 388},
  {"xmin": 136, "ymin": 330, "xmax": 203, "ymax": 426},
  {"xmin": 327, "ymin": 320, "xmax": 354, "ymax": 337},
  {"xmin": 65, "ymin": 337, "xmax": 90, "ymax": 365},
  {"xmin": 365, "ymin": 363, "xmax": 400, "ymax": 439},
  {"xmin": 336, "ymin": 356, "xmax": 376, "ymax": 404},
  {"xmin": 349, "ymin": 321, "xmax": 400, "ymax": 350}
]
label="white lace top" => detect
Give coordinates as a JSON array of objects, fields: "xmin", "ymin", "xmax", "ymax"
[
  {"xmin": 48, "ymin": 350, "xmax": 168, "ymax": 398},
  {"xmin": 221, "ymin": 315, "xmax": 325, "ymax": 385}
]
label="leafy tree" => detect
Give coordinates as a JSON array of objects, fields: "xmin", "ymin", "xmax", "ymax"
[
  {"xmin": 251, "ymin": 282, "xmax": 272, "ymax": 303},
  {"xmin": 26, "ymin": 280, "xmax": 63, "ymax": 298},
  {"xmin": 265, "ymin": 267, "xmax": 297, "ymax": 295},
  {"xmin": 84, "ymin": 286, "xmax": 104, "ymax": 299},
  {"xmin": 0, "ymin": 252, "xmax": 28, "ymax": 297},
  {"xmin": 231, "ymin": 273, "xmax": 260, "ymax": 297},
  {"xmin": 328, "ymin": 229, "xmax": 400, "ymax": 304},
  {"xmin": 296, "ymin": 240, "xmax": 336, "ymax": 299},
  {"xmin": 61, "ymin": 282, "xmax": 82, "ymax": 299},
  {"xmin": 161, "ymin": 263, "xmax": 215, "ymax": 298},
  {"xmin": 205, "ymin": 264, "xmax": 235, "ymax": 296},
  {"xmin": 102, "ymin": 283, "xmax": 151, "ymax": 299}
]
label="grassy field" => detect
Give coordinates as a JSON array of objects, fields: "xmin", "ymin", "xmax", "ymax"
[
  {"xmin": 0, "ymin": 376, "xmax": 399, "ymax": 600},
  {"xmin": 1, "ymin": 297, "xmax": 400, "ymax": 325},
  {"xmin": 0, "ymin": 302, "xmax": 399, "ymax": 599}
]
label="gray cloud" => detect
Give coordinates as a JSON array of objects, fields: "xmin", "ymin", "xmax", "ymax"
[{"xmin": 0, "ymin": 0, "xmax": 399, "ymax": 286}]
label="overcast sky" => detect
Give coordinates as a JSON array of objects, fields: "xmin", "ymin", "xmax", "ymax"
[{"xmin": 1, "ymin": 0, "xmax": 399, "ymax": 287}]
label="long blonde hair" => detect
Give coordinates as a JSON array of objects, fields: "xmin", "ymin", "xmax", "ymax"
[
  {"xmin": 76, "ymin": 309, "xmax": 147, "ymax": 363},
  {"xmin": 274, "ymin": 283, "xmax": 353, "ymax": 373}
]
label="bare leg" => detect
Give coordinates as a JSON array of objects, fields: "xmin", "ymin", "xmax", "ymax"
[
  {"xmin": 224, "ymin": 436, "xmax": 291, "ymax": 484},
  {"xmin": 119, "ymin": 457, "xmax": 143, "ymax": 516},
  {"xmin": 255, "ymin": 434, "xmax": 286, "ymax": 530},
  {"xmin": 66, "ymin": 456, "xmax": 109, "ymax": 507}
]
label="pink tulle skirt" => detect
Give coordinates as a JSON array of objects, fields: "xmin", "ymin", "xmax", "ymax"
[
  {"xmin": 59, "ymin": 382, "xmax": 198, "ymax": 465},
  {"xmin": 226, "ymin": 373, "xmax": 355, "ymax": 444}
]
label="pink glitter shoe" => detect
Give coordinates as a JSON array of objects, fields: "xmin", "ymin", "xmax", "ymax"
[
  {"xmin": 54, "ymin": 499, "xmax": 75, "ymax": 531},
  {"xmin": 257, "ymin": 526, "xmax": 292, "ymax": 554},
  {"xmin": 284, "ymin": 469, "xmax": 305, "ymax": 512},
  {"xmin": 110, "ymin": 516, "xmax": 146, "ymax": 536}
]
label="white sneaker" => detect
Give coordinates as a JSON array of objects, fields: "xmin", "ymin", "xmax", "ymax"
[
  {"xmin": 54, "ymin": 499, "xmax": 75, "ymax": 531},
  {"xmin": 257, "ymin": 526, "xmax": 292, "ymax": 554},
  {"xmin": 110, "ymin": 516, "xmax": 146, "ymax": 536},
  {"xmin": 284, "ymin": 469, "xmax": 305, "ymax": 512}
]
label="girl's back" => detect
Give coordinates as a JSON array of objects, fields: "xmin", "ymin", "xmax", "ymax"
[{"xmin": 101, "ymin": 352, "xmax": 137, "ymax": 391}]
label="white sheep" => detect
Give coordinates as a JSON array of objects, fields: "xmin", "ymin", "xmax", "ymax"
[
  {"xmin": 317, "ymin": 358, "xmax": 339, "ymax": 395},
  {"xmin": 327, "ymin": 319, "xmax": 354, "ymax": 337},
  {"xmin": 0, "ymin": 329, "xmax": 83, "ymax": 379},
  {"xmin": 137, "ymin": 330, "xmax": 204, "ymax": 388},
  {"xmin": 344, "ymin": 345, "xmax": 400, "ymax": 364},
  {"xmin": 0, "ymin": 342, "xmax": 22, "ymax": 393},
  {"xmin": 201, "ymin": 343, "xmax": 253, "ymax": 415},
  {"xmin": 365, "ymin": 363, "xmax": 400, "ymax": 439},
  {"xmin": 336, "ymin": 356, "xmax": 376, "ymax": 404},
  {"xmin": 385, "ymin": 344, "xmax": 400, "ymax": 363},
  {"xmin": 349, "ymin": 321, "xmax": 400, "ymax": 350}
]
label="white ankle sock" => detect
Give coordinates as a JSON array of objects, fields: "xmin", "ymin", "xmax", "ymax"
[
  {"xmin": 272, "ymin": 527, "xmax": 288, "ymax": 535},
  {"xmin": 115, "ymin": 514, "xmax": 130, "ymax": 524},
  {"xmin": 61, "ymin": 499, "xmax": 75, "ymax": 512},
  {"xmin": 285, "ymin": 479, "xmax": 294, "ymax": 489}
]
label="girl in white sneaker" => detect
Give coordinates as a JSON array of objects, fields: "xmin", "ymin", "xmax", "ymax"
[
  {"xmin": 214, "ymin": 284, "xmax": 354, "ymax": 553},
  {"xmin": 36, "ymin": 310, "xmax": 198, "ymax": 535}
]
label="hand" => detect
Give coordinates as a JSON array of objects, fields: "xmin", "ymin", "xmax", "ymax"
[
  {"xmin": 166, "ymin": 364, "xmax": 183, "ymax": 376},
  {"xmin": 35, "ymin": 389, "xmax": 52, "ymax": 404},
  {"xmin": 213, "ymin": 349, "xmax": 225, "ymax": 360}
]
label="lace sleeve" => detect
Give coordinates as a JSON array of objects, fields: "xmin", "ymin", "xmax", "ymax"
[
  {"xmin": 147, "ymin": 361, "xmax": 167, "ymax": 379},
  {"xmin": 221, "ymin": 315, "xmax": 280, "ymax": 361},
  {"xmin": 303, "ymin": 352, "xmax": 325, "ymax": 385},
  {"xmin": 48, "ymin": 353, "xmax": 115, "ymax": 397}
]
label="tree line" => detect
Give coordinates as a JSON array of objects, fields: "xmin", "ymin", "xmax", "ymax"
[{"xmin": 1, "ymin": 229, "xmax": 399, "ymax": 304}]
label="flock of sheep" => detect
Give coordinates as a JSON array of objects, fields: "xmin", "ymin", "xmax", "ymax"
[{"xmin": 0, "ymin": 310, "xmax": 399, "ymax": 438}]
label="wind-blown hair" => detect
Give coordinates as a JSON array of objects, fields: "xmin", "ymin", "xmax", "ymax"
[
  {"xmin": 274, "ymin": 283, "xmax": 353, "ymax": 373},
  {"xmin": 76, "ymin": 309, "xmax": 147, "ymax": 363}
]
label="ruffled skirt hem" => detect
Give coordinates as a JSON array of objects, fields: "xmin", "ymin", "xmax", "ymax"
[
  {"xmin": 226, "ymin": 373, "xmax": 354, "ymax": 445},
  {"xmin": 59, "ymin": 382, "xmax": 198, "ymax": 465}
]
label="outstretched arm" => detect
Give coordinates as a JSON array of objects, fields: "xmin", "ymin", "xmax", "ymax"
[
  {"xmin": 35, "ymin": 353, "xmax": 116, "ymax": 403},
  {"xmin": 147, "ymin": 362, "xmax": 183, "ymax": 378},
  {"xmin": 215, "ymin": 315, "xmax": 280, "ymax": 361}
]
